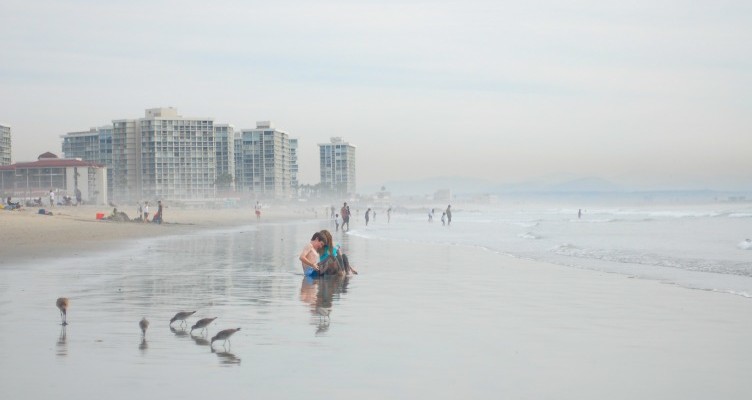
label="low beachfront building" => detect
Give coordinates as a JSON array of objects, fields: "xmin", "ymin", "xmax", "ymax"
[{"xmin": 0, "ymin": 152, "xmax": 108, "ymax": 205}]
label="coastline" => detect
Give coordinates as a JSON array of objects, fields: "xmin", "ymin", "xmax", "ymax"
[
  {"xmin": 1, "ymin": 207, "xmax": 751, "ymax": 398},
  {"xmin": 0, "ymin": 204, "xmax": 313, "ymax": 266}
]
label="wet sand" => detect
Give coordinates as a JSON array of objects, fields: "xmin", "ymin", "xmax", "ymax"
[
  {"xmin": 0, "ymin": 205, "xmax": 311, "ymax": 265},
  {"xmin": 0, "ymin": 220, "xmax": 751, "ymax": 399}
]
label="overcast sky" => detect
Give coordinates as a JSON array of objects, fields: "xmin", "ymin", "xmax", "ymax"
[{"xmin": 1, "ymin": 0, "xmax": 750, "ymax": 190}]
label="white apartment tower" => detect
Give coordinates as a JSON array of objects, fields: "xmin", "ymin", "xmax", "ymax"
[
  {"xmin": 0, "ymin": 123, "xmax": 11, "ymax": 166},
  {"xmin": 112, "ymin": 108, "xmax": 216, "ymax": 202},
  {"xmin": 234, "ymin": 121, "xmax": 297, "ymax": 199},
  {"xmin": 319, "ymin": 137, "xmax": 356, "ymax": 195}
]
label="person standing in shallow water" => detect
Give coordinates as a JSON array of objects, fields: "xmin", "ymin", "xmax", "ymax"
[
  {"xmin": 445, "ymin": 205, "xmax": 452, "ymax": 226},
  {"xmin": 365, "ymin": 208, "xmax": 371, "ymax": 226}
]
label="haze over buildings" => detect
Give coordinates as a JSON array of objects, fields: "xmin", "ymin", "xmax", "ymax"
[
  {"xmin": 1, "ymin": 2, "xmax": 751, "ymax": 191},
  {"xmin": 59, "ymin": 108, "xmax": 310, "ymax": 202}
]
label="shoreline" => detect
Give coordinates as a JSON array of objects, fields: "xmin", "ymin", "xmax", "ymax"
[{"xmin": 0, "ymin": 204, "xmax": 316, "ymax": 266}]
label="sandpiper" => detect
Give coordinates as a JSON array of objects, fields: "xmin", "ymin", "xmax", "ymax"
[
  {"xmin": 56, "ymin": 297, "xmax": 69, "ymax": 325},
  {"xmin": 139, "ymin": 317, "xmax": 150, "ymax": 336},
  {"xmin": 169, "ymin": 311, "xmax": 196, "ymax": 327},
  {"xmin": 190, "ymin": 317, "xmax": 218, "ymax": 334},
  {"xmin": 211, "ymin": 328, "xmax": 240, "ymax": 348}
]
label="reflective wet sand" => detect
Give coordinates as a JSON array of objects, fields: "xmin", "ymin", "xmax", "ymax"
[{"xmin": 1, "ymin": 220, "xmax": 752, "ymax": 399}]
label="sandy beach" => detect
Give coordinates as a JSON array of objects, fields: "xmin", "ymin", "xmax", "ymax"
[
  {"xmin": 1, "ymin": 206, "xmax": 751, "ymax": 399},
  {"xmin": 0, "ymin": 204, "xmax": 313, "ymax": 265}
]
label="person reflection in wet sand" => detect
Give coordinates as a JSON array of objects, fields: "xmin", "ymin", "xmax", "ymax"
[{"xmin": 299, "ymin": 274, "xmax": 350, "ymax": 334}]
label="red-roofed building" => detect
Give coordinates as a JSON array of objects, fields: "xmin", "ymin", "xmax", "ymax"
[{"xmin": 0, "ymin": 152, "xmax": 108, "ymax": 204}]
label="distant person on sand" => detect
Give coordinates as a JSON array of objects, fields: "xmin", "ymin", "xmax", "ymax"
[
  {"xmin": 365, "ymin": 208, "xmax": 371, "ymax": 226},
  {"xmin": 441, "ymin": 212, "xmax": 446, "ymax": 225},
  {"xmin": 335, "ymin": 214, "xmax": 341, "ymax": 232},
  {"xmin": 578, "ymin": 209, "xmax": 582, "ymax": 219},
  {"xmin": 300, "ymin": 232, "xmax": 326, "ymax": 277},
  {"xmin": 428, "ymin": 208, "xmax": 433, "ymax": 222},
  {"xmin": 255, "ymin": 201, "xmax": 262, "ymax": 220},
  {"xmin": 49, "ymin": 190, "xmax": 55, "ymax": 207},
  {"xmin": 387, "ymin": 207, "xmax": 392, "ymax": 223},
  {"xmin": 341, "ymin": 202, "xmax": 350, "ymax": 231},
  {"xmin": 153, "ymin": 200, "xmax": 163, "ymax": 224},
  {"xmin": 143, "ymin": 202, "xmax": 150, "ymax": 223},
  {"xmin": 75, "ymin": 188, "xmax": 82, "ymax": 205},
  {"xmin": 446, "ymin": 205, "xmax": 452, "ymax": 226}
]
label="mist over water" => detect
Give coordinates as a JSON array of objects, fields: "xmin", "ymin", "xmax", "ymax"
[{"xmin": 350, "ymin": 202, "xmax": 752, "ymax": 297}]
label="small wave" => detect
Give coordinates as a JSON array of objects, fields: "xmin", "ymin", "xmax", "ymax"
[
  {"xmin": 729, "ymin": 213, "xmax": 752, "ymax": 218},
  {"xmin": 513, "ymin": 221, "xmax": 539, "ymax": 228},
  {"xmin": 738, "ymin": 239, "xmax": 752, "ymax": 250},
  {"xmin": 517, "ymin": 232, "xmax": 540, "ymax": 240}
]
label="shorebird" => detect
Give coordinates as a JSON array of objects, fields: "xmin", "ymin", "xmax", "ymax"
[
  {"xmin": 190, "ymin": 317, "xmax": 218, "ymax": 334},
  {"xmin": 56, "ymin": 297, "xmax": 69, "ymax": 325},
  {"xmin": 169, "ymin": 311, "xmax": 196, "ymax": 327},
  {"xmin": 210, "ymin": 328, "xmax": 240, "ymax": 349},
  {"xmin": 139, "ymin": 317, "xmax": 150, "ymax": 337}
]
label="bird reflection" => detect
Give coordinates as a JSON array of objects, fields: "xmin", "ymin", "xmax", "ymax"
[
  {"xmin": 315, "ymin": 319, "xmax": 330, "ymax": 336},
  {"xmin": 212, "ymin": 349, "xmax": 241, "ymax": 366},
  {"xmin": 190, "ymin": 332, "xmax": 210, "ymax": 347},
  {"xmin": 56, "ymin": 325, "xmax": 67, "ymax": 357},
  {"xmin": 170, "ymin": 326, "xmax": 189, "ymax": 337},
  {"xmin": 139, "ymin": 338, "xmax": 148, "ymax": 351}
]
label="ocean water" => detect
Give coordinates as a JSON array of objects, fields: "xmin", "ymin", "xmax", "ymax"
[
  {"xmin": 1, "ymin": 203, "xmax": 752, "ymax": 399},
  {"xmin": 351, "ymin": 202, "xmax": 752, "ymax": 297}
]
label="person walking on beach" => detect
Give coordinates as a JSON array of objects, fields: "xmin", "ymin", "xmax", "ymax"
[
  {"xmin": 445, "ymin": 205, "xmax": 452, "ymax": 226},
  {"xmin": 365, "ymin": 208, "xmax": 371, "ymax": 226},
  {"xmin": 143, "ymin": 201, "xmax": 150, "ymax": 223},
  {"xmin": 578, "ymin": 209, "xmax": 582, "ymax": 219},
  {"xmin": 387, "ymin": 207, "xmax": 392, "ymax": 223},
  {"xmin": 153, "ymin": 200, "xmax": 163, "ymax": 224},
  {"xmin": 49, "ymin": 190, "xmax": 55, "ymax": 207},
  {"xmin": 255, "ymin": 201, "xmax": 262, "ymax": 220},
  {"xmin": 428, "ymin": 208, "xmax": 434, "ymax": 223},
  {"xmin": 441, "ymin": 212, "xmax": 446, "ymax": 225},
  {"xmin": 335, "ymin": 214, "xmax": 341, "ymax": 232},
  {"xmin": 341, "ymin": 202, "xmax": 350, "ymax": 231}
]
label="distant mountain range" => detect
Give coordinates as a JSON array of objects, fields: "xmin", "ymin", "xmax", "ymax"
[
  {"xmin": 365, "ymin": 176, "xmax": 625, "ymax": 196},
  {"xmin": 364, "ymin": 176, "xmax": 750, "ymax": 196}
]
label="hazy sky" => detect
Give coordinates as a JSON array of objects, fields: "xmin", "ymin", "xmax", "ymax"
[{"xmin": 1, "ymin": 0, "xmax": 750, "ymax": 190}]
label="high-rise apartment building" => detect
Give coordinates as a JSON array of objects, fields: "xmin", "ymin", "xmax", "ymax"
[
  {"xmin": 319, "ymin": 137, "xmax": 356, "ymax": 195},
  {"xmin": 60, "ymin": 109, "xmax": 301, "ymax": 202},
  {"xmin": 214, "ymin": 124, "xmax": 236, "ymax": 192},
  {"xmin": 0, "ymin": 123, "xmax": 11, "ymax": 166},
  {"xmin": 62, "ymin": 125, "xmax": 114, "ymax": 199},
  {"xmin": 234, "ymin": 121, "xmax": 298, "ymax": 199},
  {"xmin": 113, "ymin": 107, "xmax": 217, "ymax": 202}
]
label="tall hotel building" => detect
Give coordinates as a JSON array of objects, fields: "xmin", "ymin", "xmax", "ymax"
[
  {"xmin": 234, "ymin": 121, "xmax": 298, "ymax": 199},
  {"xmin": 319, "ymin": 137, "xmax": 356, "ymax": 195},
  {"xmin": 61, "ymin": 109, "xmax": 297, "ymax": 202},
  {"xmin": 0, "ymin": 123, "xmax": 11, "ymax": 166},
  {"xmin": 62, "ymin": 126, "xmax": 114, "ymax": 199},
  {"xmin": 111, "ymin": 107, "xmax": 222, "ymax": 202}
]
